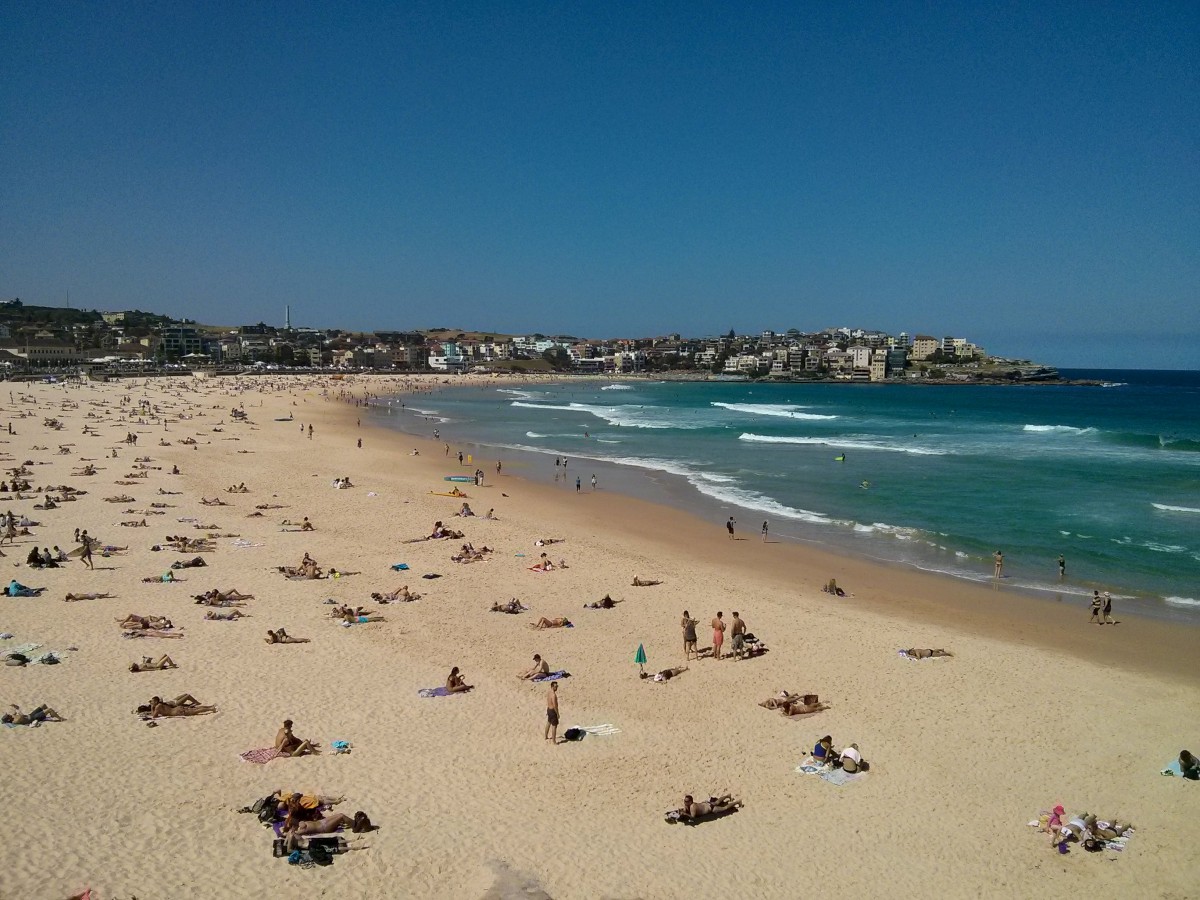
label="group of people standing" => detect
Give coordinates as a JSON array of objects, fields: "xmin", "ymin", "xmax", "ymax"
[{"xmin": 681, "ymin": 609, "xmax": 748, "ymax": 661}]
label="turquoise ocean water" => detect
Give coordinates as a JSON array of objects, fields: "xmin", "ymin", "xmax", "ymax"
[{"xmin": 370, "ymin": 370, "xmax": 1200, "ymax": 623}]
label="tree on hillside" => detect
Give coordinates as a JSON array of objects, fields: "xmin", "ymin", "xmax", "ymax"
[{"xmin": 541, "ymin": 347, "xmax": 570, "ymax": 370}]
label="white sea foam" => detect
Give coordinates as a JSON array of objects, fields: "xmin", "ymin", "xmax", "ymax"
[
  {"xmin": 600, "ymin": 384, "xmax": 633, "ymax": 391},
  {"xmin": 510, "ymin": 400, "xmax": 697, "ymax": 429},
  {"xmin": 738, "ymin": 433, "xmax": 948, "ymax": 455},
  {"xmin": 1142, "ymin": 542, "xmax": 1188, "ymax": 554},
  {"xmin": 1164, "ymin": 596, "xmax": 1200, "ymax": 608},
  {"xmin": 1152, "ymin": 502, "xmax": 1200, "ymax": 514},
  {"xmin": 1022, "ymin": 424, "xmax": 1097, "ymax": 435},
  {"xmin": 712, "ymin": 402, "xmax": 839, "ymax": 420}
]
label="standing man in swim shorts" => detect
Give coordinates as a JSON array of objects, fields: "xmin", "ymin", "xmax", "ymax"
[
  {"xmin": 730, "ymin": 611, "xmax": 746, "ymax": 659},
  {"xmin": 545, "ymin": 681, "xmax": 560, "ymax": 744},
  {"xmin": 726, "ymin": 517, "xmax": 736, "ymax": 540},
  {"xmin": 711, "ymin": 611, "xmax": 726, "ymax": 660}
]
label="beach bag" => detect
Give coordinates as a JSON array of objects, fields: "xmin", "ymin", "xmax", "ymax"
[{"xmin": 562, "ymin": 728, "xmax": 585, "ymax": 742}]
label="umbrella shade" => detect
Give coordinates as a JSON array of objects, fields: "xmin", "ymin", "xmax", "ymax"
[{"xmin": 634, "ymin": 644, "xmax": 647, "ymax": 665}]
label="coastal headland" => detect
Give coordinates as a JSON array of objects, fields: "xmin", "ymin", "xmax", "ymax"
[{"xmin": 2, "ymin": 373, "xmax": 1196, "ymax": 899}]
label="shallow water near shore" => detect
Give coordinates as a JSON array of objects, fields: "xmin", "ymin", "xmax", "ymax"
[{"xmin": 371, "ymin": 369, "xmax": 1200, "ymax": 624}]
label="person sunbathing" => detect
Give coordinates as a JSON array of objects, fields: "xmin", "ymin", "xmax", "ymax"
[
  {"xmin": 531, "ymin": 554, "xmax": 556, "ymax": 572},
  {"xmin": 446, "ymin": 667, "xmax": 473, "ymax": 693},
  {"xmin": 780, "ymin": 694, "xmax": 831, "ymax": 717},
  {"xmin": 129, "ymin": 655, "xmax": 177, "ymax": 672},
  {"xmin": 275, "ymin": 719, "xmax": 315, "ymax": 757},
  {"xmin": 119, "ymin": 614, "xmax": 173, "ymax": 630},
  {"xmin": 759, "ymin": 692, "xmax": 802, "ymax": 710},
  {"xmin": 200, "ymin": 497, "xmax": 228, "ymax": 506},
  {"xmin": 7, "ymin": 579, "xmax": 43, "ymax": 597},
  {"xmin": 205, "ymin": 609, "xmax": 247, "ymax": 621},
  {"xmin": 372, "ymin": 585, "xmax": 419, "ymax": 603},
  {"xmin": 518, "ymin": 654, "xmax": 550, "ymax": 680},
  {"xmin": 266, "ymin": 628, "xmax": 310, "ymax": 644},
  {"xmin": 2, "ymin": 704, "xmax": 64, "ymax": 725},
  {"xmin": 64, "ymin": 591, "xmax": 113, "ymax": 602},
  {"xmin": 531, "ymin": 617, "xmax": 571, "ymax": 629},
  {"xmin": 120, "ymin": 519, "xmax": 149, "ymax": 528},
  {"xmin": 584, "ymin": 595, "xmax": 618, "ymax": 609},
  {"xmin": 632, "ymin": 576, "xmax": 662, "ymax": 586},
  {"xmin": 534, "ymin": 538, "xmax": 564, "ymax": 546},
  {"xmin": 212, "ymin": 588, "xmax": 254, "ymax": 602},
  {"xmin": 331, "ymin": 605, "xmax": 365, "ymax": 620},
  {"xmin": 171, "ymin": 556, "xmax": 207, "ymax": 570},
  {"xmin": 812, "ymin": 735, "xmax": 837, "ymax": 764},
  {"xmin": 680, "ymin": 794, "xmax": 741, "ymax": 819},
  {"xmin": 283, "ymin": 810, "xmax": 373, "ymax": 851},
  {"xmin": 141, "ymin": 572, "xmax": 177, "ymax": 584},
  {"xmin": 341, "ymin": 609, "xmax": 382, "ymax": 625},
  {"xmin": 642, "ymin": 666, "xmax": 688, "ymax": 682},
  {"xmin": 904, "ymin": 648, "xmax": 952, "ymax": 658},
  {"xmin": 491, "ymin": 599, "xmax": 527, "ymax": 614}
]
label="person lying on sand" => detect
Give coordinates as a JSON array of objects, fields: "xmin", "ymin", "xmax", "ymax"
[
  {"xmin": 7, "ymin": 579, "xmax": 44, "ymax": 597},
  {"xmin": 283, "ymin": 811, "xmax": 374, "ymax": 851},
  {"xmin": 530, "ymin": 617, "xmax": 571, "ymax": 629},
  {"xmin": 119, "ymin": 614, "xmax": 173, "ymax": 630},
  {"xmin": 331, "ymin": 605, "xmax": 365, "ymax": 620},
  {"xmin": 266, "ymin": 628, "xmax": 310, "ymax": 644},
  {"xmin": 129, "ymin": 655, "xmax": 176, "ymax": 672},
  {"xmin": 141, "ymin": 572, "xmax": 178, "ymax": 584},
  {"xmin": 491, "ymin": 599, "xmax": 527, "ymax": 614},
  {"xmin": 200, "ymin": 497, "xmax": 228, "ymax": 506},
  {"xmin": 584, "ymin": 595, "xmax": 619, "ymax": 609},
  {"xmin": 147, "ymin": 700, "xmax": 216, "ymax": 718},
  {"xmin": 205, "ymin": 609, "xmax": 247, "ymax": 621},
  {"xmin": 119, "ymin": 519, "xmax": 149, "ymax": 528},
  {"xmin": 641, "ymin": 666, "xmax": 688, "ymax": 682},
  {"xmin": 64, "ymin": 591, "xmax": 113, "ymax": 602},
  {"xmin": 340, "ymin": 609, "xmax": 383, "ymax": 625},
  {"xmin": 534, "ymin": 538, "xmax": 564, "ymax": 546},
  {"xmin": 680, "ymin": 794, "xmax": 741, "ymax": 819},
  {"xmin": 759, "ymin": 692, "xmax": 801, "ymax": 710},
  {"xmin": 205, "ymin": 588, "xmax": 254, "ymax": 603},
  {"xmin": 446, "ymin": 667, "xmax": 473, "ymax": 693},
  {"xmin": 779, "ymin": 694, "xmax": 831, "ymax": 717},
  {"xmin": 2, "ymin": 704, "xmax": 64, "ymax": 725},
  {"xmin": 632, "ymin": 576, "xmax": 662, "ymax": 586},
  {"xmin": 904, "ymin": 648, "xmax": 953, "ymax": 658},
  {"xmin": 518, "ymin": 654, "xmax": 550, "ymax": 680},
  {"xmin": 171, "ymin": 556, "xmax": 207, "ymax": 570},
  {"xmin": 371, "ymin": 585, "xmax": 419, "ymax": 603},
  {"xmin": 276, "ymin": 719, "xmax": 315, "ymax": 757}
]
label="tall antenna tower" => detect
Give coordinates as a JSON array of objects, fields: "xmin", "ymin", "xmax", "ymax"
[{"xmin": 285, "ymin": 305, "xmax": 291, "ymax": 330}]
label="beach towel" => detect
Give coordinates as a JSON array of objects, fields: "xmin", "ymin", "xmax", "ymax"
[
  {"xmin": 230, "ymin": 539, "xmax": 264, "ymax": 548},
  {"xmin": 240, "ymin": 747, "xmax": 284, "ymax": 764},
  {"xmin": 331, "ymin": 740, "xmax": 351, "ymax": 754},
  {"xmin": 31, "ymin": 650, "xmax": 67, "ymax": 665},
  {"xmin": 532, "ymin": 670, "xmax": 571, "ymax": 683},
  {"xmin": 418, "ymin": 687, "xmax": 453, "ymax": 698},
  {"xmin": 577, "ymin": 724, "xmax": 620, "ymax": 736},
  {"xmin": 795, "ymin": 756, "xmax": 867, "ymax": 785},
  {"xmin": 390, "ymin": 563, "xmax": 409, "ymax": 571}
]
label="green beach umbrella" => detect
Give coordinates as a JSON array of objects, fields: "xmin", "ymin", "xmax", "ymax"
[{"xmin": 635, "ymin": 643, "xmax": 647, "ymax": 674}]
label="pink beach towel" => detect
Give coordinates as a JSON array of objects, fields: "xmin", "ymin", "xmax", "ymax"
[{"xmin": 239, "ymin": 747, "xmax": 284, "ymax": 764}]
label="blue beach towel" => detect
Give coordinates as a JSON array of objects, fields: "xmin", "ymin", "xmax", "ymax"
[
  {"xmin": 532, "ymin": 670, "xmax": 571, "ymax": 683},
  {"xmin": 391, "ymin": 563, "xmax": 409, "ymax": 571},
  {"xmin": 418, "ymin": 686, "xmax": 452, "ymax": 698}
]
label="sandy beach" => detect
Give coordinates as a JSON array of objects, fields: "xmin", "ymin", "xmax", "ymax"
[{"xmin": 1, "ymin": 374, "xmax": 1197, "ymax": 900}]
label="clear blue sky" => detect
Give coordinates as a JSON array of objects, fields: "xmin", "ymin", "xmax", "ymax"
[{"xmin": 2, "ymin": 2, "xmax": 1197, "ymax": 367}]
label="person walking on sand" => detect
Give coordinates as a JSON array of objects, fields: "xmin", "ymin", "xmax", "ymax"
[
  {"xmin": 1057, "ymin": 554, "xmax": 1066, "ymax": 579},
  {"xmin": 80, "ymin": 538, "xmax": 93, "ymax": 570},
  {"xmin": 575, "ymin": 476, "xmax": 581, "ymax": 492},
  {"xmin": 1090, "ymin": 590, "xmax": 1102, "ymax": 624},
  {"xmin": 726, "ymin": 517, "xmax": 736, "ymax": 540},
  {"xmin": 993, "ymin": 550, "xmax": 1004, "ymax": 578},
  {"xmin": 1102, "ymin": 591, "xmax": 1115, "ymax": 624},
  {"xmin": 681, "ymin": 610, "xmax": 698, "ymax": 661},
  {"xmin": 545, "ymin": 681, "xmax": 560, "ymax": 744},
  {"xmin": 590, "ymin": 474, "xmax": 597, "ymax": 491},
  {"xmin": 761, "ymin": 521, "xmax": 768, "ymax": 542},
  {"xmin": 711, "ymin": 611, "xmax": 726, "ymax": 660}
]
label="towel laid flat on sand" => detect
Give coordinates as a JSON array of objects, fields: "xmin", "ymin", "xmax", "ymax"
[
  {"xmin": 1160, "ymin": 759, "xmax": 1198, "ymax": 779},
  {"xmin": 795, "ymin": 756, "xmax": 867, "ymax": 785},
  {"xmin": 578, "ymin": 724, "xmax": 620, "ymax": 736},
  {"xmin": 240, "ymin": 747, "xmax": 284, "ymax": 764},
  {"xmin": 390, "ymin": 563, "xmax": 409, "ymax": 570},
  {"xmin": 532, "ymin": 670, "xmax": 571, "ymax": 683},
  {"xmin": 898, "ymin": 650, "xmax": 950, "ymax": 661},
  {"xmin": 2, "ymin": 642, "xmax": 42, "ymax": 658},
  {"xmin": 418, "ymin": 687, "xmax": 454, "ymax": 698}
]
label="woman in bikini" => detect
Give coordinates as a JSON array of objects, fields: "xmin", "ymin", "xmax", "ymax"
[
  {"xmin": 711, "ymin": 612, "xmax": 726, "ymax": 660},
  {"xmin": 265, "ymin": 629, "xmax": 310, "ymax": 644},
  {"xmin": 446, "ymin": 667, "xmax": 473, "ymax": 693}
]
